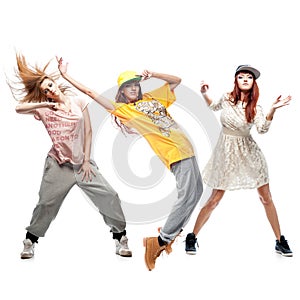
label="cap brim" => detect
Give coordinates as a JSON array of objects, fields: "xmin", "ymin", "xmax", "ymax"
[
  {"xmin": 235, "ymin": 66, "xmax": 260, "ymax": 79},
  {"xmin": 120, "ymin": 76, "xmax": 142, "ymax": 86}
]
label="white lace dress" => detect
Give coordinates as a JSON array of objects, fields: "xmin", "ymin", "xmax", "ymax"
[{"xmin": 203, "ymin": 93, "xmax": 272, "ymax": 190}]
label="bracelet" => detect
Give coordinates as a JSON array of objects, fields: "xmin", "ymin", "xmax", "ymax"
[{"xmin": 201, "ymin": 92, "xmax": 206, "ymax": 96}]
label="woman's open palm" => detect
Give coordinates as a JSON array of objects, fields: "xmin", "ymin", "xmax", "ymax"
[{"xmin": 272, "ymin": 95, "xmax": 292, "ymax": 110}]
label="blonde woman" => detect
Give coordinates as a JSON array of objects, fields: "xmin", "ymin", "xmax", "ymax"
[{"xmin": 8, "ymin": 54, "xmax": 132, "ymax": 259}]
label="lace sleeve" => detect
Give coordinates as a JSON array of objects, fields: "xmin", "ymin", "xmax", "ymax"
[
  {"xmin": 209, "ymin": 93, "xmax": 228, "ymax": 111},
  {"xmin": 254, "ymin": 105, "xmax": 272, "ymax": 134}
]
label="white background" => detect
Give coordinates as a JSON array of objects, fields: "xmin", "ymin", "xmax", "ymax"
[{"xmin": 1, "ymin": 0, "xmax": 299, "ymax": 299}]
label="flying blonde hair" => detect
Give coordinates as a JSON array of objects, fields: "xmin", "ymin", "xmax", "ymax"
[{"xmin": 7, "ymin": 53, "xmax": 71, "ymax": 103}]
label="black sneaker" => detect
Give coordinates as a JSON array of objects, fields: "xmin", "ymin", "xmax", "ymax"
[
  {"xmin": 275, "ymin": 235, "xmax": 293, "ymax": 257},
  {"xmin": 185, "ymin": 233, "xmax": 198, "ymax": 255}
]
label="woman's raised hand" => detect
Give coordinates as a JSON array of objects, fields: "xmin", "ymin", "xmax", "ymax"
[
  {"xmin": 56, "ymin": 56, "xmax": 68, "ymax": 75},
  {"xmin": 272, "ymin": 95, "xmax": 292, "ymax": 110},
  {"xmin": 200, "ymin": 80, "xmax": 209, "ymax": 94},
  {"xmin": 140, "ymin": 69, "xmax": 153, "ymax": 81}
]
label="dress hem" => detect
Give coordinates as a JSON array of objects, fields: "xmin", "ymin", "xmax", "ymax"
[{"xmin": 204, "ymin": 180, "xmax": 269, "ymax": 191}]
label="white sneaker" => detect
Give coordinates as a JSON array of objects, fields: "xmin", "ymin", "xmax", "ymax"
[
  {"xmin": 20, "ymin": 239, "xmax": 35, "ymax": 259},
  {"xmin": 115, "ymin": 235, "xmax": 132, "ymax": 257}
]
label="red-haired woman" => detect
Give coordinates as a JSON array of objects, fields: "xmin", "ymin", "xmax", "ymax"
[{"xmin": 185, "ymin": 65, "xmax": 293, "ymax": 257}]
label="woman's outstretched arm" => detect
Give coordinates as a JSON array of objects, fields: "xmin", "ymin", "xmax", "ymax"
[{"xmin": 57, "ymin": 57, "xmax": 115, "ymax": 111}]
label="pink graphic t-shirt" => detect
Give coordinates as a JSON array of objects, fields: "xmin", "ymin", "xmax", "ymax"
[{"xmin": 34, "ymin": 96, "xmax": 89, "ymax": 165}]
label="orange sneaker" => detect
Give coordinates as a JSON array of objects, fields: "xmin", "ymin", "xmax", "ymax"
[{"xmin": 143, "ymin": 237, "xmax": 166, "ymax": 271}]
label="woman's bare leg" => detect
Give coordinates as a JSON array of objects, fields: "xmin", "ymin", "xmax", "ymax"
[
  {"xmin": 192, "ymin": 189, "xmax": 225, "ymax": 235},
  {"xmin": 257, "ymin": 183, "xmax": 281, "ymax": 240}
]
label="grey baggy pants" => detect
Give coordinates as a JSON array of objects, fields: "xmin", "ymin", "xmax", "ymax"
[
  {"xmin": 26, "ymin": 156, "xmax": 126, "ymax": 237},
  {"xmin": 159, "ymin": 156, "xmax": 203, "ymax": 243}
]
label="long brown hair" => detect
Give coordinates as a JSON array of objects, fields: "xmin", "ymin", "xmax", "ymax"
[
  {"xmin": 229, "ymin": 74, "xmax": 259, "ymax": 123},
  {"xmin": 7, "ymin": 53, "xmax": 71, "ymax": 103},
  {"xmin": 112, "ymin": 80, "xmax": 143, "ymax": 135}
]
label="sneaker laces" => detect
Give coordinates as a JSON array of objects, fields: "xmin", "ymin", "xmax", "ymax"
[
  {"xmin": 120, "ymin": 236, "xmax": 129, "ymax": 249},
  {"xmin": 280, "ymin": 237, "xmax": 291, "ymax": 250},
  {"xmin": 185, "ymin": 235, "xmax": 198, "ymax": 248},
  {"xmin": 23, "ymin": 240, "xmax": 34, "ymax": 251}
]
